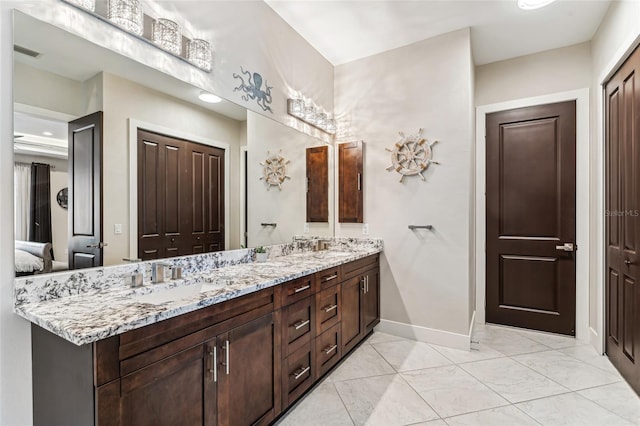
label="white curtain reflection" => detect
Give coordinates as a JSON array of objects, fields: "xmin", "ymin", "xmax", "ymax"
[{"xmin": 14, "ymin": 163, "xmax": 31, "ymax": 241}]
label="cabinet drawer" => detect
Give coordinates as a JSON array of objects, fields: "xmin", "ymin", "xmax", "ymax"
[
  {"xmin": 282, "ymin": 342, "xmax": 315, "ymax": 406},
  {"xmin": 342, "ymin": 254, "xmax": 379, "ymax": 280},
  {"xmin": 315, "ymin": 323, "xmax": 341, "ymax": 378},
  {"xmin": 315, "ymin": 284, "xmax": 341, "ymax": 335},
  {"xmin": 315, "ymin": 266, "xmax": 341, "ymax": 290},
  {"xmin": 281, "ymin": 274, "xmax": 316, "ymax": 306},
  {"xmin": 282, "ymin": 296, "xmax": 315, "ymax": 357}
]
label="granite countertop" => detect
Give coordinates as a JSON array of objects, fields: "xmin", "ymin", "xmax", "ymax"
[{"xmin": 15, "ymin": 247, "xmax": 381, "ymax": 346}]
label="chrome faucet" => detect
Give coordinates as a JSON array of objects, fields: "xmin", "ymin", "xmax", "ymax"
[
  {"xmin": 314, "ymin": 238, "xmax": 332, "ymax": 251},
  {"xmin": 151, "ymin": 262, "xmax": 172, "ymax": 284}
]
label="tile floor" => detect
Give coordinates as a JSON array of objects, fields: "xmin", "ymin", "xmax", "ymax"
[{"xmin": 276, "ymin": 323, "xmax": 640, "ymax": 426}]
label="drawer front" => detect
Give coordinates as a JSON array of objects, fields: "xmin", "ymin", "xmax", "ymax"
[
  {"xmin": 282, "ymin": 342, "xmax": 315, "ymax": 406},
  {"xmin": 342, "ymin": 254, "xmax": 379, "ymax": 281},
  {"xmin": 315, "ymin": 323, "xmax": 341, "ymax": 378},
  {"xmin": 281, "ymin": 274, "xmax": 316, "ymax": 306},
  {"xmin": 315, "ymin": 284, "xmax": 341, "ymax": 335},
  {"xmin": 316, "ymin": 266, "xmax": 341, "ymax": 290},
  {"xmin": 282, "ymin": 296, "xmax": 315, "ymax": 356}
]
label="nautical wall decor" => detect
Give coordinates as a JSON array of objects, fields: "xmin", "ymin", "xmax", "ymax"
[
  {"xmin": 233, "ymin": 67, "xmax": 273, "ymax": 113},
  {"xmin": 385, "ymin": 128, "xmax": 439, "ymax": 183},
  {"xmin": 260, "ymin": 150, "xmax": 290, "ymax": 190}
]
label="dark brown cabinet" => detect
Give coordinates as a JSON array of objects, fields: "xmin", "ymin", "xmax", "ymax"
[
  {"xmin": 32, "ymin": 255, "xmax": 380, "ymax": 426},
  {"xmin": 138, "ymin": 129, "xmax": 225, "ymax": 261},
  {"xmin": 306, "ymin": 146, "xmax": 329, "ymax": 223},
  {"xmin": 338, "ymin": 141, "xmax": 363, "ymax": 223}
]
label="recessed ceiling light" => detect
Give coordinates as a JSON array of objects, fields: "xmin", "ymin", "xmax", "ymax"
[
  {"xmin": 198, "ymin": 91, "xmax": 222, "ymax": 103},
  {"xmin": 42, "ymin": 131, "xmax": 53, "ymax": 136},
  {"xmin": 517, "ymin": 0, "xmax": 556, "ymax": 10}
]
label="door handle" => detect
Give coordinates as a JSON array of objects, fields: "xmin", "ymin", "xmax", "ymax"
[
  {"xmin": 555, "ymin": 243, "xmax": 575, "ymax": 252},
  {"xmin": 86, "ymin": 242, "xmax": 108, "ymax": 249},
  {"xmin": 624, "ymin": 259, "xmax": 634, "ymax": 265},
  {"xmin": 208, "ymin": 347, "xmax": 216, "ymax": 382}
]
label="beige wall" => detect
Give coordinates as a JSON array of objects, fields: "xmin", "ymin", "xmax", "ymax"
[
  {"xmin": 49, "ymin": 170, "xmax": 68, "ymax": 262},
  {"xmin": 335, "ymin": 29, "xmax": 474, "ymax": 337},
  {"xmin": 13, "ymin": 61, "xmax": 84, "ymax": 116},
  {"xmin": 475, "ymin": 42, "xmax": 592, "ymax": 107},
  {"xmin": 101, "ymin": 72, "xmax": 243, "ymax": 264},
  {"xmin": 247, "ymin": 111, "xmax": 333, "ymax": 247}
]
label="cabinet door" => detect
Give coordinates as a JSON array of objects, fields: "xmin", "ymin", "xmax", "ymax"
[
  {"xmin": 217, "ymin": 312, "xmax": 279, "ymax": 426},
  {"xmin": 338, "ymin": 141, "xmax": 363, "ymax": 223},
  {"xmin": 118, "ymin": 343, "xmax": 216, "ymax": 426},
  {"xmin": 306, "ymin": 145, "xmax": 329, "ymax": 222},
  {"xmin": 341, "ymin": 275, "xmax": 364, "ymax": 354},
  {"xmin": 363, "ymin": 268, "xmax": 380, "ymax": 334}
]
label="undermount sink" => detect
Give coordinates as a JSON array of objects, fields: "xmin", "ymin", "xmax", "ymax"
[{"xmin": 133, "ymin": 282, "xmax": 226, "ymax": 305}]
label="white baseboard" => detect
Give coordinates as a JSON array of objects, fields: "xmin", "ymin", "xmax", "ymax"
[
  {"xmin": 590, "ymin": 327, "xmax": 603, "ymax": 355},
  {"xmin": 375, "ymin": 319, "xmax": 471, "ymax": 351}
]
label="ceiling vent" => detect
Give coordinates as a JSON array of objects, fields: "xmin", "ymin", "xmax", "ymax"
[{"xmin": 14, "ymin": 44, "xmax": 41, "ymax": 59}]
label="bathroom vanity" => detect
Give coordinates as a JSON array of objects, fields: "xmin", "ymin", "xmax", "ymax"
[{"xmin": 15, "ymin": 240, "xmax": 381, "ymax": 426}]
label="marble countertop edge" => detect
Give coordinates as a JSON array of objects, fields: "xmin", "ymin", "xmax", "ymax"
[{"xmin": 15, "ymin": 248, "xmax": 382, "ymax": 346}]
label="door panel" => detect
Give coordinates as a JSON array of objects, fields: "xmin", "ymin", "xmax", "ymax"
[
  {"xmin": 486, "ymin": 101, "xmax": 576, "ymax": 335},
  {"xmin": 363, "ymin": 268, "xmax": 380, "ymax": 333},
  {"xmin": 338, "ymin": 141, "xmax": 363, "ymax": 223},
  {"xmin": 341, "ymin": 275, "xmax": 363, "ymax": 354},
  {"xmin": 138, "ymin": 130, "xmax": 225, "ymax": 260},
  {"xmin": 68, "ymin": 111, "xmax": 103, "ymax": 269},
  {"xmin": 306, "ymin": 146, "xmax": 329, "ymax": 223},
  {"xmin": 605, "ymin": 43, "xmax": 640, "ymax": 395}
]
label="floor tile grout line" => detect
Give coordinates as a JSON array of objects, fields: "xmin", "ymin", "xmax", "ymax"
[
  {"xmin": 508, "ymin": 349, "xmax": 620, "ymax": 392},
  {"xmin": 505, "ymin": 352, "xmax": 574, "ymax": 392},
  {"xmin": 328, "ymin": 381, "xmax": 357, "ymax": 426},
  {"xmin": 556, "ymin": 346, "xmax": 625, "ymax": 376},
  {"xmin": 439, "ymin": 402, "xmax": 543, "ymax": 425},
  {"xmin": 395, "ymin": 368, "xmax": 444, "ymax": 421},
  {"xmin": 573, "ymin": 385, "xmax": 640, "ymax": 424},
  {"xmin": 509, "ymin": 400, "xmax": 546, "ymax": 426}
]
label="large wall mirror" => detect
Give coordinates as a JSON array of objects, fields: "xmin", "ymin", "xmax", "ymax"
[{"xmin": 12, "ymin": 10, "xmax": 334, "ymax": 277}]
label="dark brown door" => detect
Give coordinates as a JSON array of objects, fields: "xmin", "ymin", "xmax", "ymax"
[
  {"xmin": 341, "ymin": 275, "xmax": 364, "ymax": 354},
  {"xmin": 486, "ymin": 101, "xmax": 576, "ymax": 335},
  {"xmin": 306, "ymin": 146, "xmax": 329, "ymax": 222},
  {"xmin": 68, "ymin": 112, "xmax": 103, "ymax": 270},
  {"xmin": 338, "ymin": 141, "xmax": 363, "ymax": 223},
  {"xmin": 118, "ymin": 343, "xmax": 216, "ymax": 426},
  {"xmin": 217, "ymin": 313, "xmax": 279, "ymax": 426},
  {"xmin": 138, "ymin": 129, "xmax": 225, "ymax": 260},
  {"xmin": 605, "ymin": 44, "xmax": 640, "ymax": 394}
]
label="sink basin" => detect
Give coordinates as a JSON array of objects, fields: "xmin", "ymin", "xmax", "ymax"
[{"xmin": 133, "ymin": 282, "xmax": 225, "ymax": 305}]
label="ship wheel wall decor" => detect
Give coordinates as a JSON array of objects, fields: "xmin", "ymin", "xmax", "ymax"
[
  {"xmin": 385, "ymin": 128, "xmax": 439, "ymax": 183},
  {"xmin": 260, "ymin": 150, "xmax": 291, "ymax": 190}
]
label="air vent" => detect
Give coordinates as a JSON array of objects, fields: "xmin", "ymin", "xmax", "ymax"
[{"xmin": 14, "ymin": 44, "xmax": 41, "ymax": 59}]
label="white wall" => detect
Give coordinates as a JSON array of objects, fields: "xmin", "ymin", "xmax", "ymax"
[
  {"xmin": 247, "ymin": 111, "xmax": 333, "ymax": 247},
  {"xmin": 0, "ymin": 1, "xmax": 334, "ymax": 424},
  {"xmin": 590, "ymin": 0, "xmax": 640, "ymax": 350},
  {"xmin": 102, "ymin": 72, "xmax": 243, "ymax": 264},
  {"xmin": 335, "ymin": 29, "xmax": 474, "ymax": 343},
  {"xmin": 475, "ymin": 42, "xmax": 592, "ymax": 106}
]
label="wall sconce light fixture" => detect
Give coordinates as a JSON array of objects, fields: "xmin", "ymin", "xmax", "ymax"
[
  {"xmin": 63, "ymin": 0, "xmax": 213, "ymax": 73},
  {"xmin": 287, "ymin": 98, "xmax": 336, "ymax": 135}
]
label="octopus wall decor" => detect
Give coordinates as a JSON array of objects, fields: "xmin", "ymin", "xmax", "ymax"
[
  {"xmin": 260, "ymin": 150, "xmax": 290, "ymax": 190},
  {"xmin": 233, "ymin": 66, "xmax": 273, "ymax": 113},
  {"xmin": 385, "ymin": 128, "xmax": 440, "ymax": 183}
]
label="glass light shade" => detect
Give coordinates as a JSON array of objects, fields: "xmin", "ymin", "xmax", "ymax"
[
  {"xmin": 152, "ymin": 19, "xmax": 182, "ymax": 55},
  {"xmin": 187, "ymin": 39, "xmax": 212, "ymax": 72},
  {"xmin": 108, "ymin": 0, "xmax": 144, "ymax": 36},
  {"xmin": 67, "ymin": 0, "xmax": 96, "ymax": 12},
  {"xmin": 287, "ymin": 99, "xmax": 305, "ymax": 118},
  {"xmin": 325, "ymin": 119, "xmax": 337, "ymax": 135},
  {"xmin": 517, "ymin": 0, "xmax": 555, "ymax": 9},
  {"xmin": 316, "ymin": 113, "xmax": 327, "ymax": 129},
  {"xmin": 304, "ymin": 106, "xmax": 317, "ymax": 124}
]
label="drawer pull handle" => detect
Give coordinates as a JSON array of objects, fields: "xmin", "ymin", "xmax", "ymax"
[
  {"xmin": 209, "ymin": 347, "xmax": 217, "ymax": 382},
  {"xmin": 293, "ymin": 319, "xmax": 310, "ymax": 330},
  {"xmin": 221, "ymin": 340, "xmax": 230, "ymax": 375},
  {"xmin": 293, "ymin": 366, "xmax": 311, "ymax": 380},
  {"xmin": 323, "ymin": 344, "xmax": 338, "ymax": 355},
  {"xmin": 323, "ymin": 274, "xmax": 338, "ymax": 282},
  {"xmin": 294, "ymin": 284, "xmax": 311, "ymax": 293},
  {"xmin": 323, "ymin": 304, "xmax": 338, "ymax": 313}
]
